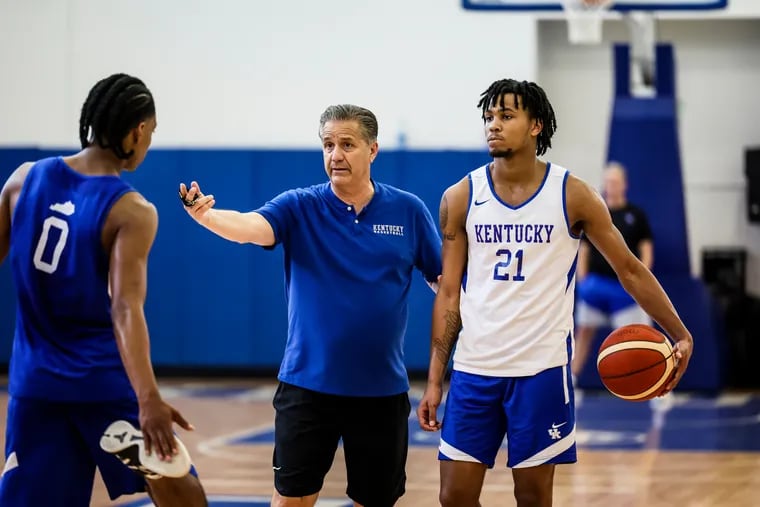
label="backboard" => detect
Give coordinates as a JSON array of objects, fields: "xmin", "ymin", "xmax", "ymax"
[
  {"xmin": 462, "ymin": 0, "xmax": 729, "ymax": 91},
  {"xmin": 462, "ymin": 0, "xmax": 728, "ymax": 11}
]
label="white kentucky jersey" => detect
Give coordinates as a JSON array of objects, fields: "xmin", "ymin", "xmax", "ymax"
[{"xmin": 454, "ymin": 162, "xmax": 581, "ymax": 377}]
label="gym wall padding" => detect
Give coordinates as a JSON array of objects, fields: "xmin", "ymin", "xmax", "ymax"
[
  {"xmin": 575, "ymin": 44, "xmax": 724, "ymax": 393},
  {"xmin": 0, "ymin": 139, "xmax": 723, "ymax": 391},
  {"xmin": 0, "ymin": 148, "xmax": 485, "ymax": 372}
]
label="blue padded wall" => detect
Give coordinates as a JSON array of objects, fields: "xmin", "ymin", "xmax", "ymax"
[
  {"xmin": 0, "ymin": 72, "xmax": 726, "ymax": 391},
  {"xmin": 575, "ymin": 44, "xmax": 724, "ymax": 393},
  {"xmin": 0, "ymin": 148, "xmax": 487, "ymax": 372}
]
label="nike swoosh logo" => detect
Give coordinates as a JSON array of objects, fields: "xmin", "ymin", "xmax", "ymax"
[
  {"xmin": 551, "ymin": 422, "xmax": 567, "ymax": 429},
  {"xmin": 474, "ymin": 199, "xmax": 490, "ymax": 206},
  {"xmin": 273, "ymin": 466, "xmax": 282, "ymax": 471}
]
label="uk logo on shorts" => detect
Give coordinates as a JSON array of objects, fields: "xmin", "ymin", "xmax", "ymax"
[{"xmin": 548, "ymin": 421, "xmax": 567, "ymax": 440}]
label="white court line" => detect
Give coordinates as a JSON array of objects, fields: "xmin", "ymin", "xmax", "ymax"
[
  {"xmin": 715, "ymin": 393, "xmax": 752, "ymax": 407},
  {"xmin": 157, "ymin": 387, "xmax": 185, "ymax": 400},
  {"xmin": 407, "ymin": 386, "xmax": 426, "ymax": 400},
  {"xmin": 196, "ymin": 424, "xmax": 276, "ymax": 463},
  {"xmin": 231, "ymin": 386, "xmax": 278, "ymax": 403}
]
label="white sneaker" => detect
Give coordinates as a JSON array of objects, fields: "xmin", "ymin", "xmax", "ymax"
[{"xmin": 100, "ymin": 420, "xmax": 192, "ymax": 480}]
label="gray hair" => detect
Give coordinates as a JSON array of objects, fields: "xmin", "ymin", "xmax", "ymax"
[
  {"xmin": 604, "ymin": 161, "xmax": 628, "ymax": 180},
  {"xmin": 318, "ymin": 104, "xmax": 378, "ymax": 144}
]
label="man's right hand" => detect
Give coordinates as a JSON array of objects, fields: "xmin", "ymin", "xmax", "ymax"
[
  {"xmin": 417, "ymin": 383, "xmax": 443, "ymax": 432},
  {"xmin": 138, "ymin": 395, "xmax": 194, "ymax": 461},
  {"xmin": 179, "ymin": 181, "xmax": 215, "ymax": 225}
]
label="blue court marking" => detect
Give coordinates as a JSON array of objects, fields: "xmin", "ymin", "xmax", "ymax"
[
  {"xmin": 576, "ymin": 392, "xmax": 760, "ymax": 451},
  {"xmin": 226, "ymin": 394, "xmax": 760, "ymax": 452},
  {"xmin": 120, "ymin": 495, "xmax": 351, "ymax": 506},
  {"xmin": 162, "ymin": 386, "xmax": 267, "ymax": 398},
  {"xmin": 170, "ymin": 387, "xmax": 256, "ymax": 398},
  {"xmin": 228, "ymin": 429, "xmax": 275, "ymax": 445},
  {"xmin": 0, "ymin": 383, "xmax": 267, "ymax": 398}
]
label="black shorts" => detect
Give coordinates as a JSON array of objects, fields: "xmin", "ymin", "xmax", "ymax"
[{"xmin": 272, "ymin": 381, "xmax": 410, "ymax": 507}]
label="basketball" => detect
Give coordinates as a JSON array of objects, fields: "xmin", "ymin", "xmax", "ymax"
[{"xmin": 596, "ymin": 324, "xmax": 676, "ymax": 401}]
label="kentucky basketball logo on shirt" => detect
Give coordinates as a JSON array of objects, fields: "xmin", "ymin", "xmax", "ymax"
[{"xmin": 373, "ymin": 224, "xmax": 405, "ymax": 236}]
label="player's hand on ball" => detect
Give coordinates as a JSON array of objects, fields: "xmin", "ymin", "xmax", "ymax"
[
  {"xmin": 179, "ymin": 181, "xmax": 215, "ymax": 225},
  {"xmin": 139, "ymin": 396, "xmax": 194, "ymax": 461},
  {"xmin": 417, "ymin": 383, "xmax": 443, "ymax": 432},
  {"xmin": 662, "ymin": 335, "xmax": 693, "ymax": 395}
]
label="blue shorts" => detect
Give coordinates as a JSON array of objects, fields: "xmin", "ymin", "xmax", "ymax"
[
  {"xmin": 576, "ymin": 274, "xmax": 651, "ymax": 328},
  {"xmin": 577, "ymin": 274, "xmax": 636, "ymax": 314},
  {"xmin": 1, "ymin": 397, "xmax": 153, "ymax": 506},
  {"xmin": 439, "ymin": 367, "xmax": 577, "ymax": 469}
]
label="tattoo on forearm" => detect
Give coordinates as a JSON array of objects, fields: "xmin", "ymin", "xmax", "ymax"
[{"xmin": 432, "ymin": 309, "xmax": 462, "ymax": 365}]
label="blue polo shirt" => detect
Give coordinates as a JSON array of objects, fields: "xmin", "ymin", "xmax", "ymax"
[{"xmin": 256, "ymin": 181, "xmax": 441, "ymax": 397}]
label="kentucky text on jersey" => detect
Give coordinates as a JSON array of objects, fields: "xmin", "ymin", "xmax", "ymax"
[
  {"xmin": 457, "ymin": 163, "xmax": 578, "ymax": 377},
  {"xmin": 473, "ymin": 223, "xmax": 555, "ymax": 244}
]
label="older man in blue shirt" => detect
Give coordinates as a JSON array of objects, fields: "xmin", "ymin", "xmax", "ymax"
[{"xmin": 180, "ymin": 104, "xmax": 441, "ymax": 507}]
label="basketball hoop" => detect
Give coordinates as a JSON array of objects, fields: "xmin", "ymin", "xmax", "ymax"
[
  {"xmin": 625, "ymin": 11, "xmax": 658, "ymax": 96},
  {"xmin": 560, "ymin": 0, "xmax": 614, "ymax": 45}
]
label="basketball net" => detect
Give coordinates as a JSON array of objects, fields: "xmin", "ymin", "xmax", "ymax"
[
  {"xmin": 560, "ymin": 1, "xmax": 658, "ymax": 96},
  {"xmin": 626, "ymin": 11, "xmax": 658, "ymax": 96},
  {"xmin": 560, "ymin": 0, "xmax": 614, "ymax": 45}
]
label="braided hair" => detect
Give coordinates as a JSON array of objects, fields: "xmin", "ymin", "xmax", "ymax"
[{"xmin": 78, "ymin": 74, "xmax": 155, "ymax": 159}]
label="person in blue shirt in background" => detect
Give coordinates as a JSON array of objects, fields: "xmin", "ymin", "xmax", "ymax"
[
  {"xmin": 180, "ymin": 104, "xmax": 442, "ymax": 507},
  {"xmin": 0, "ymin": 74, "xmax": 207, "ymax": 506}
]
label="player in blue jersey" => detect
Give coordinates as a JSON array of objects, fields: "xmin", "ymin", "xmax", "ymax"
[
  {"xmin": 179, "ymin": 104, "xmax": 442, "ymax": 507},
  {"xmin": 0, "ymin": 74, "xmax": 206, "ymax": 506},
  {"xmin": 417, "ymin": 79, "xmax": 693, "ymax": 507}
]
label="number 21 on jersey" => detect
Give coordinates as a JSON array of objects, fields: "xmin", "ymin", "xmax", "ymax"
[
  {"xmin": 33, "ymin": 216, "xmax": 70, "ymax": 274},
  {"xmin": 493, "ymin": 248, "xmax": 526, "ymax": 282}
]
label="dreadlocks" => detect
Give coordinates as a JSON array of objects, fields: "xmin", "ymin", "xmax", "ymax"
[
  {"xmin": 477, "ymin": 79, "xmax": 557, "ymax": 156},
  {"xmin": 78, "ymin": 74, "xmax": 155, "ymax": 160}
]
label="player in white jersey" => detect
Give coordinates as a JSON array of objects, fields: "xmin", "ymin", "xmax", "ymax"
[{"xmin": 417, "ymin": 78, "xmax": 694, "ymax": 507}]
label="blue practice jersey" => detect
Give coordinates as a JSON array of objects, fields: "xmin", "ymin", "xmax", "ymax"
[
  {"xmin": 256, "ymin": 181, "xmax": 442, "ymax": 397},
  {"xmin": 9, "ymin": 157, "xmax": 136, "ymax": 401}
]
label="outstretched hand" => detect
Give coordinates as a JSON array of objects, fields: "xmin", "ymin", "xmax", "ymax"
[{"xmin": 179, "ymin": 181, "xmax": 215, "ymax": 225}]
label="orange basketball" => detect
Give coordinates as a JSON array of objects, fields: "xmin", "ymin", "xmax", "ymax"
[{"xmin": 596, "ymin": 324, "xmax": 676, "ymax": 401}]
